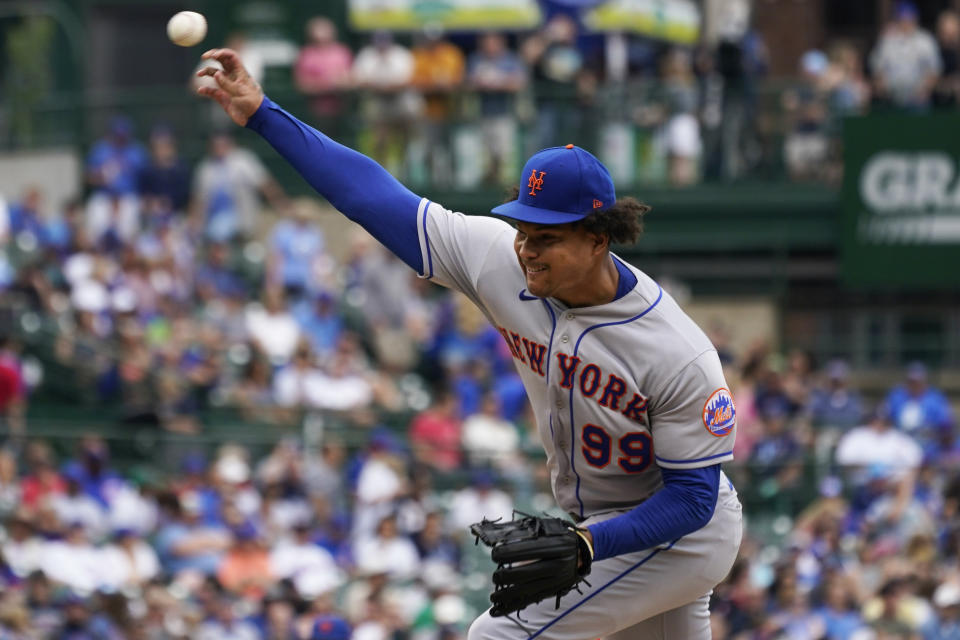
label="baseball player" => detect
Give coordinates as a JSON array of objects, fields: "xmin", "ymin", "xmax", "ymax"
[{"xmin": 197, "ymin": 48, "xmax": 742, "ymax": 639}]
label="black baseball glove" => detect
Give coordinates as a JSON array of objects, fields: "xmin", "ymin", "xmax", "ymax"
[{"xmin": 470, "ymin": 512, "xmax": 594, "ymax": 617}]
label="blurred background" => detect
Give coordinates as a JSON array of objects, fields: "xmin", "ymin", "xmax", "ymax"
[{"xmin": 0, "ymin": 0, "xmax": 959, "ymax": 638}]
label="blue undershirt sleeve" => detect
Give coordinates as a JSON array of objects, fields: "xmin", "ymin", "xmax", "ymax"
[
  {"xmin": 587, "ymin": 464, "xmax": 720, "ymax": 561},
  {"xmin": 245, "ymin": 96, "xmax": 424, "ymax": 273}
]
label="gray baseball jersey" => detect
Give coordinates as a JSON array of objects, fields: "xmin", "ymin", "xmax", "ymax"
[{"xmin": 414, "ymin": 199, "xmax": 737, "ymax": 520}]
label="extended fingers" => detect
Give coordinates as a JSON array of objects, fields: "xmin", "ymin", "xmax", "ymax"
[
  {"xmin": 196, "ymin": 85, "xmax": 230, "ymax": 108},
  {"xmin": 201, "ymin": 48, "xmax": 243, "ymax": 74},
  {"xmin": 195, "ymin": 65, "xmax": 240, "ymax": 93}
]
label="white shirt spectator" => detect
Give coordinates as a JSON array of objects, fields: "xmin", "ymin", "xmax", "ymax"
[
  {"xmin": 447, "ymin": 486, "xmax": 514, "ymax": 533},
  {"xmin": 100, "ymin": 537, "xmax": 161, "ymax": 587},
  {"xmin": 269, "ymin": 534, "xmax": 344, "ymax": 595},
  {"xmin": 47, "ymin": 492, "xmax": 109, "ymax": 541},
  {"xmin": 353, "ymin": 453, "xmax": 405, "ymax": 540},
  {"xmin": 2, "ymin": 533, "xmax": 45, "ymax": 578},
  {"xmin": 870, "ymin": 21, "xmax": 942, "ymax": 106},
  {"xmin": 461, "ymin": 412, "xmax": 521, "ymax": 469},
  {"xmin": 354, "ymin": 533, "xmax": 421, "ymax": 581},
  {"xmin": 41, "ymin": 536, "xmax": 108, "ymax": 593},
  {"xmin": 835, "ymin": 424, "xmax": 923, "ymax": 472},
  {"xmin": 274, "ymin": 366, "xmax": 374, "ymax": 410},
  {"xmin": 245, "ymin": 302, "xmax": 301, "ymax": 364},
  {"xmin": 194, "ymin": 619, "xmax": 261, "ymax": 640},
  {"xmin": 107, "ymin": 483, "xmax": 158, "ymax": 534}
]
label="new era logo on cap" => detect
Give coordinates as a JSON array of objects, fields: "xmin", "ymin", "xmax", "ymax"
[{"xmin": 492, "ymin": 145, "xmax": 616, "ymax": 225}]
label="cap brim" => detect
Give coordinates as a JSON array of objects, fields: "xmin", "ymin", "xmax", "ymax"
[{"xmin": 491, "ymin": 200, "xmax": 586, "ymax": 225}]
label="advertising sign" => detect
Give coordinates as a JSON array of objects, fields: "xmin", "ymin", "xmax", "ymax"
[
  {"xmin": 842, "ymin": 114, "xmax": 960, "ymax": 288},
  {"xmin": 348, "ymin": 0, "xmax": 542, "ymax": 31}
]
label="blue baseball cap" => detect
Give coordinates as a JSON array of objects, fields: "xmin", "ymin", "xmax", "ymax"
[
  {"xmin": 492, "ymin": 144, "xmax": 616, "ymax": 225},
  {"xmin": 310, "ymin": 615, "xmax": 351, "ymax": 640},
  {"xmin": 895, "ymin": 1, "xmax": 918, "ymax": 20}
]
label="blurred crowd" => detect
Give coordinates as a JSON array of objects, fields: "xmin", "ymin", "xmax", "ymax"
[
  {"xmin": 0, "ymin": 1, "xmax": 960, "ymax": 637},
  {"xmin": 1, "ymin": 125, "xmax": 959, "ymax": 637},
  {"xmin": 1, "ymin": 329, "xmax": 959, "ymax": 638},
  {"xmin": 263, "ymin": 1, "xmax": 960, "ymax": 187}
]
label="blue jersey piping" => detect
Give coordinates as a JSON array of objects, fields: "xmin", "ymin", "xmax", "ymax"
[
  {"xmin": 568, "ymin": 285, "xmax": 664, "ymax": 518},
  {"xmin": 655, "ymin": 450, "xmax": 733, "ymax": 465},
  {"xmin": 421, "ymin": 200, "xmax": 434, "ymax": 278},
  {"xmin": 528, "ymin": 539, "xmax": 676, "ymax": 638}
]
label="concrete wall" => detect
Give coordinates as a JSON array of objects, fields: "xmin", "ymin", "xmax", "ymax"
[{"xmin": 0, "ymin": 149, "xmax": 82, "ymax": 210}]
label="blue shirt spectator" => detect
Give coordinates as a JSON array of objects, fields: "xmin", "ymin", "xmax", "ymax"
[
  {"xmin": 138, "ymin": 125, "xmax": 192, "ymax": 215},
  {"xmin": 268, "ymin": 209, "xmax": 325, "ymax": 297},
  {"xmin": 809, "ymin": 360, "xmax": 864, "ymax": 429},
  {"xmin": 468, "ymin": 32, "xmax": 526, "ymax": 117},
  {"xmin": 292, "ymin": 292, "xmax": 344, "ymax": 357},
  {"xmin": 886, "ymin": 362, "xmax": 954, "ymax": 458},
  {"xmin": 86, "ymin": 116, "xmax": 148, "ymax": 197},
  {"xmin": 7, "ymin": 187, "xmax": 47, "ymax": 239}
]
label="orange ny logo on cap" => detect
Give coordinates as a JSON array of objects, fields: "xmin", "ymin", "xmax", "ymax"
[{"xmin": 528, "ymin": 169, "xmax": 546, "ymax": 196}]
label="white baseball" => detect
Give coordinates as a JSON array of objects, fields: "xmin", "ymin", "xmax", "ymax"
[{"xmin": 167, "ymin": 11, "xmax": 207, "ymax": 47}]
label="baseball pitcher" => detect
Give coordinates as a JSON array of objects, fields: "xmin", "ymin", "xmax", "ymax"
[{"xmin": 198, "ymin": 48, "xmax": 742, "ymax": 640}]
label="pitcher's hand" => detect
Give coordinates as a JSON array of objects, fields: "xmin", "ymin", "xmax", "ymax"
[{"xmin": 195, "ymin": 48, "xmax": 264, "ymax": 126}]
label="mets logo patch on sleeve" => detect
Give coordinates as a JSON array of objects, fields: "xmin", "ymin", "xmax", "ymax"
[{"xmin": 702, "ymin": 388, "xmax": 736, "ymax": 437}]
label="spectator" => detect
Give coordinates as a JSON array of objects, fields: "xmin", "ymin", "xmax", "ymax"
[
  {"xmin": 749, "ymin": 403, "xmax": 804, "ymax": 493},
  {"xmin": 467, "ymin": 32, "xmax": 526, "ymax": 185},
  {"xmin": 870, "ymin": 1, "xmax": 942, "ymax": 110},
  {"xmin": 47, "ymin": 465, "xmax": 108, "ymax": 541},
  {"xmin": 137, "ymin": 124, "xmax": 192, "ymax": 220},
  {"xmin": 934, "ymin": 10, "xmax": 960, "ymax": 108},
  {"xmin": 269, "ymin": 520, "xmax": 344, "ymax": 597},
  {"xmin": 190, "ymin": 132, "xmax": 288, "ymax": 244},
  {"xmin": 0, "ymin": 336, "xmax": 25, "ymax": 438},
  {"xmin": 245, "ymin": 286, "xmax": 302, "ymax": 365},
  {"xmin": 446, "ymin": 470, "xmax": 513, "ymax": 534},
  {"xmin": 217, "ymin": 522, "xmax": 274, "ymax": 599},
  {"xmin": 409, "ymin": 389, "xmax": 462, "ymax": 473},
  {"xmin": 412, "ymin": 511, "xmax": 461, "ymax": 571},
  {"xmin": 84, "ymin": 115, "xmax": 147, "ymax": 244},
  {"xmin": 294, "ymin": 17, "xmax": 354, "ymax": 123},
  {"xmin": 783, "ymin": 49, "xmax": 831, "ymax": 182},
  {"xmin": 809, "ymin": 359, "xmax": 865, "ymax": 430},
  {"xmin": 809, "ymin": 359, "xmax": 865, "ymax": 463},
  {"xmin": 408, "ymin": 25, "xmax": 466, "ymax": 187},
  {"xmin": 153, "ymin": 491, "xmax": 231, "ymax": 577},
  {"xmin": 1, "ymin": 511, "xmax": 43, "ymax": 579},
  {"xmin": 19, "ymin": 441, "xmax": 65, "ymax": 509},
  {"xmin": 659, "ymin": 48, "xmax": 703, "ymax": 186},
  {"xmin": 886, "ymin": 362, "xmax": 954, "ymax": 460},
  {"xmin": 352, "ymin": 432, "xmax": 407, "ymax": 540},
  {"xmin": 267, "ymin": 203, "xmax": 327, "ymax": 299},
  {"xmin": 923, "ymin": 581, "xmax": 960, "ymax": 640},
  {"xmin": 709, "ymin": 1, "xmax": 769, "ymax": 181},
  {"xmin": 292, "ymin": 290, "xmax": 344, "ymax": 359},
  {"xmin": 40, "ymin": 522, "xmax": 106, "ymax": 593},
  {"xmin": 822, "ymin": 41, "xmax": 872, "ymax": 116},
  {"xmin": 100, "ymin": 528, "xmax": 160, "ymax": 588},
  {"xmin": 353, "ymin": 513, "xmax": 420, "ymax": 582},
  {"xmin": 0, "ymin": 449, "xmax": 19, "ymax": 517},
  {"xmin": 195, "ymin": 241, "xmax": 245, "ymax": 300},
  {"xmin": 835, "ymin": 404, "xmax": 923, "ymax": 482},
  {"xmin": 461, "ymin": 391, "xmax": 521, "ymax": 471},
  {"xmin": 6, "ymin": 186, "xmax": 46, "ymax": 241},
  {"xmin": 523, "ymin": 13, "xmax": 584, "ymax": 151},
  {"xmin": 194, "ymin": 595, "xmax": 260, "ymax": 640},
  {"xmin": 351, "ymin": 31, "xmax": 417, "ymax": 176},
  {"xmin": 310, "ymin": 615, "xmax": 351, "ymax": 640},
  {"xmin": 815, "ymin": 572, "xmax": 868, "ymax": 639}
]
